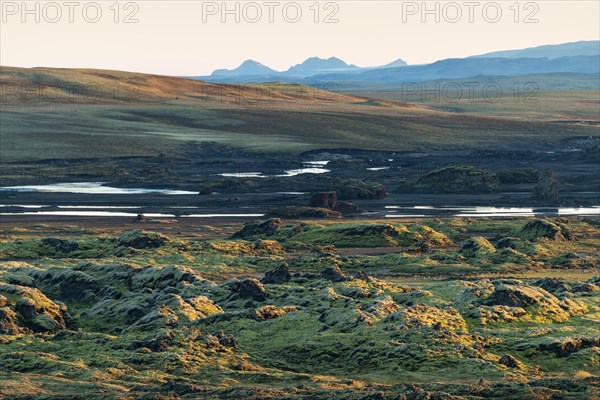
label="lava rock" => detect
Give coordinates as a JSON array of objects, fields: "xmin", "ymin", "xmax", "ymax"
[
  {"xmin": 263, "ymin": 263, "xmax": 291, "ymax": 284},
  {"xmin": 321, "ymin": 264, "xmax": 347, "ymax": 282},
  {"xmin": 499, "ymin": 354, "xmax": 524, "ymax": 369},
  {"xmin": 570, "ymin": 283, "xmax": 599, "ymax": 294},
  {"xmin": 485, "ymin": 284, "xmax": 542, "ymax": 308},
  {"xmin": 334, "ymin": 201, "xmax": 363, "ymax": 215},
  {"xmin": 0, "ymin": 307, "xmax": 21, "ymax": 335},
  {"xmin": 309, "ymin": 192, "xmax": 338, "ymax": 208},
  {"xmin": 535, "ymin": 278, "xmax": 569, "ymax": 294},
  {"xmin": 237, "ymin": 278, "xmax": 266, "ymax": 301}
]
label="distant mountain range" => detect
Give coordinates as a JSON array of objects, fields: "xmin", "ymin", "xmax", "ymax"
[
  {"xmin": 308, "ymin": 55, "xmax": 599, "ymax": 83},
  {"xmin": 471, "ymin": 40, "xmax": 600, "ymax": 60},
  {"xmin": 211, "ymin": 60, "xmax": 277, "ymax": 77},
  {"xmin": 195, "ymin": 41, "xmax": 599, "ymax": 85},
  {"xmin": 200, "ymin": 56, "xmax": 407, "ymax": 81}
]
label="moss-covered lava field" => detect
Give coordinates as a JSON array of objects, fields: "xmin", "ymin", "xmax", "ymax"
[{"xmin": 0, "ymin": 216, "xmax": 598, "ymax": 399}]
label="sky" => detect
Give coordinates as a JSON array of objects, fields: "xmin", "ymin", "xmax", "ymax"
[{"xmin": 1, "ymin": 1, "xmax": 599, "ymax": 76}]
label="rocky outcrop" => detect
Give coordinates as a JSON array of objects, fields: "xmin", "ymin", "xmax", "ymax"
[
  {"xmin": 308, "ymin": 192, "xmax": 363, "ymax": 215},
  {"xmin": 531, "ymin": 169, "xmax": 560, "ymax": 203},
  {"xmin": 309, "ymin": 192, "xmax": 338, "ymax": 208},
  {"xmin": 333, "ymin": 201, "xmax": 362, "ymax": 215}
]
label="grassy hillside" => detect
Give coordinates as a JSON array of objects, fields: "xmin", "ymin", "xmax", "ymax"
[
  {"xmin": 1, "ymin": 67, "xmax": 599, "ymax": 161},
  {"xmin": 346, "ymin": 74, "xmax": 600, "ymax": 122}
]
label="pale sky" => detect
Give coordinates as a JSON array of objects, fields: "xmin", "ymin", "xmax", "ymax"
[{"xmin": 1, "ymin": 1, "xmax": 599, "ymax": 76}]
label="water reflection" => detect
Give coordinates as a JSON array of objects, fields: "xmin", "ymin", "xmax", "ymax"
[
  {"xmin": 385, "ymin": 205, "xmax": 599, "ymax": 218},
  {"xmin": 0, "ymin": 182, "xmax": 197, "ymax": 195}
]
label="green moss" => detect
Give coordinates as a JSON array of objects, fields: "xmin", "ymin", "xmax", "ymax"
[
  {"xmin": 0, "ymin": 219, "xmax": 599, "ymax": 398},
  {"xmin": 415, "ymin": 166, "xmax": 500, "ymax": 193}
]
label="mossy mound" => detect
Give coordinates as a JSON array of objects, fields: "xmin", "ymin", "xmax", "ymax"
[
  {"xmin": 495, "ymin": 237, "xmax": 536, "ymax": 254},
  {"xmin": 497, "ymin": 168, "xmax": 539, "ymax": 184},
  {"xmin": 535, "ymin": 277, "xmax": 570, "ymax": 294},
  {"xmin": 537, "ymin": 337, "xmax": 600, "ymax": 357},
  {"xmin": 321, "ymin": 264, "xmax": 347, "ymax": 282},
  {"xmin": 490, "ymin": 248, "xmax": 531, "ymax": 265},
  {"xmin": 0, "ymin": 263, "xmax": 221, "ymax": 333},
  {"xmin": 12, "ymin": 267, "xmax": 100, "ymax": 301},
  {"xmin": 290, "ymin": 223, "xmax": 452, "ymax": 248},
  {"xmin": 72, "ymin": 265, "xmax": 218, "ymax": 332},
  {"xmin": 415, "ymin": 166, "xmax": 500, "ymax": 193},
  {"xmin": 0, "ymin": 236, "xmax": 128, "ymax": 260},
  {"xmin": 209, "ymin": 241, "xmax": 253, "ymax": 254},
  {"xmin": 456, "ymin": 279, "xmax": 588, "ymax": 324},
  {"xmin": 39, "ymin": 238, "xmax": 80, "ymax": 254},
  {"xmin": 397, "ymin": 303, "xmax": 468, "ymax": 332},
  {"xmin": 231, "ymin": 219, "xmax": 282, "ymax": 239},
  {"xmin": 117, "ymin": 230, "xmax": 170, "ymax": 249},
  {"xmin": 128, "ymin": 265, "xmax": 202, "ymax": 291},
  {"xmin": 483, "ymin": 280, "xmax": 587, "ymax": 322},
  {"xmin": 331, "ymin": 179, "xmax": 385, "ymax": 200},
  {"xmin": 265, "ymin": 206, "xmax": 341, "ymax": 219},
  {"xmin": 254, "ymin": 305, "xmax": 297, "ymax": 321},
  {"xmin": 0, "ymin": 283, "xmax": 75, "ymax": 333},
  {"xmin": 459, "ymin": 237, "xmax": 496, "ymax": 258},
  {"xmin": 252, "ymin": 239, "xmax": 284, "ymax": 255},
  {"xmin": 517, "ymin": 219, "xmax": 573, "ymax": 241},
  {"xmin": 409, "ymin": 224, "xmax": 455, "ymax": 246}
]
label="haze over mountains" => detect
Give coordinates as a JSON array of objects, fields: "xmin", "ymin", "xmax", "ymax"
[{"xmin": 198, "ymin": 41, "xmax": 600, "ymax": 87}]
